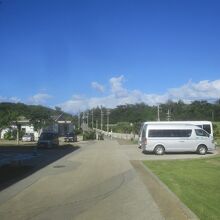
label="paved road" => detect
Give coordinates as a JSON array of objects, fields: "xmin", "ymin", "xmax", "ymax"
[
  {"xmin": 0, "ymin": 139, "xmax": 208, "ymax": 220},
  {"xmin": 0, "ymin": 139, "xmax": 165, "ymax": 220}
]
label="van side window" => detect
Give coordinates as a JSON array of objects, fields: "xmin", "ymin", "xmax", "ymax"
[
  {"xmin": 195, "ymin": 129, "xmax": 209, "ymax": 137},
  {"xmin": 203, "ymin": 124, "xmax": 211, "ymax": 134},
  {"xmin": 148, "ymin": 129, "xmax": 192, "ymax": 138}
]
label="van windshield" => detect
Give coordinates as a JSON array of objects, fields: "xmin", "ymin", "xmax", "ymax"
[{"xmin": 203, "ymin": 124, "xmax": 211, "ymax": 134}]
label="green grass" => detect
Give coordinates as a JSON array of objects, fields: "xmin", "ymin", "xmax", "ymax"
[
  {"xmin": 216, "ymin": 137, "xmax": 220, "ymax": 146},
  {"xmin": 143, "ymin": 156, "xmax": 220, "ymax": 220}
]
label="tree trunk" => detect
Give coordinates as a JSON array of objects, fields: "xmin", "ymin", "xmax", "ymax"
[{"xmin": 17, "ymin": 129, "xmax": 19, "ymax": 145}]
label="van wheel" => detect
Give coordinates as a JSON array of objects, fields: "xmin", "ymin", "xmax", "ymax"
[
  {"xmin": 154, "ymin": 145, "xmax": 165, "ymax": 155},
  {"xmin": 197, "ymin": 145, "xmax": 207, "ymax": 155}
]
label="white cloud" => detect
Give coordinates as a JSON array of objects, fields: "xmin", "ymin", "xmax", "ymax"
[
  {"xmin": 59, "ymin": 77, "xmax": 220, "ymax": 114},
  {"xmin": 109, "ymin": 75, "xmax": 128, "ymax": 98},
  {"xmin": 0, "ymin": 96, "xmax": 21, "ymax": 103},
  {"xmin": 168, "ymin": 80, "xmax": 220, "ymax": 102},
  {"xmin": 91, "ymin": 82, "xmax": 105, "ymax": 93},
  {"xmin": 29, "ymin": 93, "xmax": 52, "ymax": 105}
]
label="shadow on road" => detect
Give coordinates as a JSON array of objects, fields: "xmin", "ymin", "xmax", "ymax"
[{"xmin": 0, "ymin": 143, "xmax": 80, "ymax": 191}]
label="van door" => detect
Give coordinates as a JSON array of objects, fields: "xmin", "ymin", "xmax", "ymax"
[{"xmin": 167, "ymin": 129, "xmax": 193, "ymax": 152}]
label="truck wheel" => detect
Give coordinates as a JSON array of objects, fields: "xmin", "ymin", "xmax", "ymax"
[
  {"xmin": 154, "ymin": 145, "xmax": 165, "ymax": 155},
  {"xmin": 197, "ymin": 145, "xmax": 207, "ymax": 155}
]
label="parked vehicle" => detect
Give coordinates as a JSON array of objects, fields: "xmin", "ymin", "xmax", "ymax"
[
  {"xmin": 138, "ymin": 121, "xmax": 213, "ymax": 147},
  {"xmin": 37, "ymin": 132, "xmax": 59, "ymax": 148},
  {"xmin": 140, "ymin": 124, "xmax": 215, "ymax": 155},
  {"xmin": 22, "ymin": 133, "xmax": 34, "ymax": 142},
  {"xmin": 64, "ymin": 132, "xmax": 77, "ymax": 142}
]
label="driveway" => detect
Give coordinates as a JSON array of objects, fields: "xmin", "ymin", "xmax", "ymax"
[{"xmin": 0, "ymin": 139, "xmax": 208, "ymax": 220}]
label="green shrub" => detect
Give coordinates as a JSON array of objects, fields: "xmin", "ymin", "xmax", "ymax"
[
  {"xmin": 83, "ymin": 131, "xmax": 96, "ymax": 140},
  {"xmin": 4, "ymin": 130, "xmax": 16, "ymax": 140},
  {"xmin": 75, "ymin": 128, "xmax": 83, "ymax": 135},
  {"xmin": 98, "ymin": 133, "xmax": 104, "ymax": 140}
]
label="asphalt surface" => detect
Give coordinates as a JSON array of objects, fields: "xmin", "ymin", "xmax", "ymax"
[{"xmin": 0, "ymin": 139, "xmax": 212, "ymax": 220}]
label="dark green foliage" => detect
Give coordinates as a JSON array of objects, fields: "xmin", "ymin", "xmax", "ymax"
[
  {"xmin": 109, "ymin": 103, "xmax": 156, "ymax": 124},
  {"xmin": 83, "ymin": 131, "xmax": 96, "ymax": 140},
  {"xmin": 0, "ymin": 103, "xmax": 25, "ymax": 130},
  {"xmin": 110, "ymin": 122, "xmax": 133, "ymax": 133},
  {"xmin": 75, "ymin": 128, "xmax": 83, "ymax": 135},
  {"xmin": 88, "ymin": 100, "xmax": 220, "ymax": 134},
  {"xmin": 213, "ymin": 122, "xmax": 220, "ymax": 139},
  {"xmin": 3, "ymin": 129, "xmax": 25, "ymax": 140},
  {"xmin": 4, "ymin": 130, "xmax": 16, "ymax": 140},
  {"xmin": 0, "ymin": 102, "xmax": 74, "ymax": 132}
]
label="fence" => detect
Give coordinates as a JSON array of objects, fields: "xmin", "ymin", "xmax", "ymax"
[{"xmin": 95, "ymin": 129, "xmax": 139, "ymax": 141}]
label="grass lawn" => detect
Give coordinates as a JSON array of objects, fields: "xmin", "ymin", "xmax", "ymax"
[{"xmin": 143, "ymin": 156, "xmax": 220, "ymax": 220}]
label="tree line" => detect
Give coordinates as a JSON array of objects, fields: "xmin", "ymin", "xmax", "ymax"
[
  {"xmin": 84, "ymin": 100, "xmax": 220, "ymax": 134},
  {"xmin": 1, "ymin": 100, "xmax": 220, "ymax": 135}
]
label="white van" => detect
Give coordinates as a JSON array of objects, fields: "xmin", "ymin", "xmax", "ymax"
[
  {"xmin": 138, "ymin": 121, "xmax": 213, "ymax": 147},
  {"xmin": 141, "ymin": 124, "xmax": 215, "ymax": 155}
]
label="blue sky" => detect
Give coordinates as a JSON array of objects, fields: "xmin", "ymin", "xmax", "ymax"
[{"xmin": 0, "ymin": 0, "xmax": 220, "ymax": 113}]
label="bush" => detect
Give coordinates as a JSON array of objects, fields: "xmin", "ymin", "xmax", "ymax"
[
  {"xmin": 98, "ymin": 133, "xmax": 104, "ymax": 140},
  {"xmin": 83, "ymin": 131, "xmax": 96, "ymax": 140},
  {"xmin": 110, "ymin": 122, "xmax": 133, "ymax": 133},
  {"xmin": 75, "ymin": 128, "xmax": 83, "ymax": 135},
  {"xmin": 4, "ymin": 130, "xmax": 16, "ymax": 140},
  {"xmin": 213, "ymin": 123, "xmax": 220, "ymax": 137}
]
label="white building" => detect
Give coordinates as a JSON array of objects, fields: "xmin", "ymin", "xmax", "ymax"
[{"xmin": 0, "ymin": 114, "xmax": 75, "ymax": 140}]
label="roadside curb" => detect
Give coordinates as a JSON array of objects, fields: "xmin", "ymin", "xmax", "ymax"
[{"xmin": 131, "ymin": 160, "xmax": 199, "ymax": 220}]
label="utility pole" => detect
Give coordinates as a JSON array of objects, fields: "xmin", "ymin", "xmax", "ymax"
[
  {"xmin": 106, "ymin": 109, "xmax": 110, "ymax": 133},
  {"xmin": 95, "ymin": 120, "xmax": 98, "ymax": 140},
  {"xmin": 101, "ymin": 107, "xmax": 103, "ymax": 130},
  {"xmin": 78, "ymin": 111, "xmax": 80, "ymax": 129},
  {"xmin": 157, "ymin": 105, "xmax": 161, "ymax": 121},
  {"xmin": 82, "ymin": 112, "xmax": 85, "ymax": 134},
  {"xmin": 166, "ymin": 109, "xmax": 171, "ymax": 121},
  {"xmin": 92, "ymin": 109, "xmax": 94, "ymax": 129},
  {"xmin": 86, "ymin": 112, "xmax": 89, "ymax": 126}
]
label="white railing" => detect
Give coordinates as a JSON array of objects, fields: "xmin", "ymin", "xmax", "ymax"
[{"xmin": 95, "ymin": 129, "xmax": 139, "ymax": 140}]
